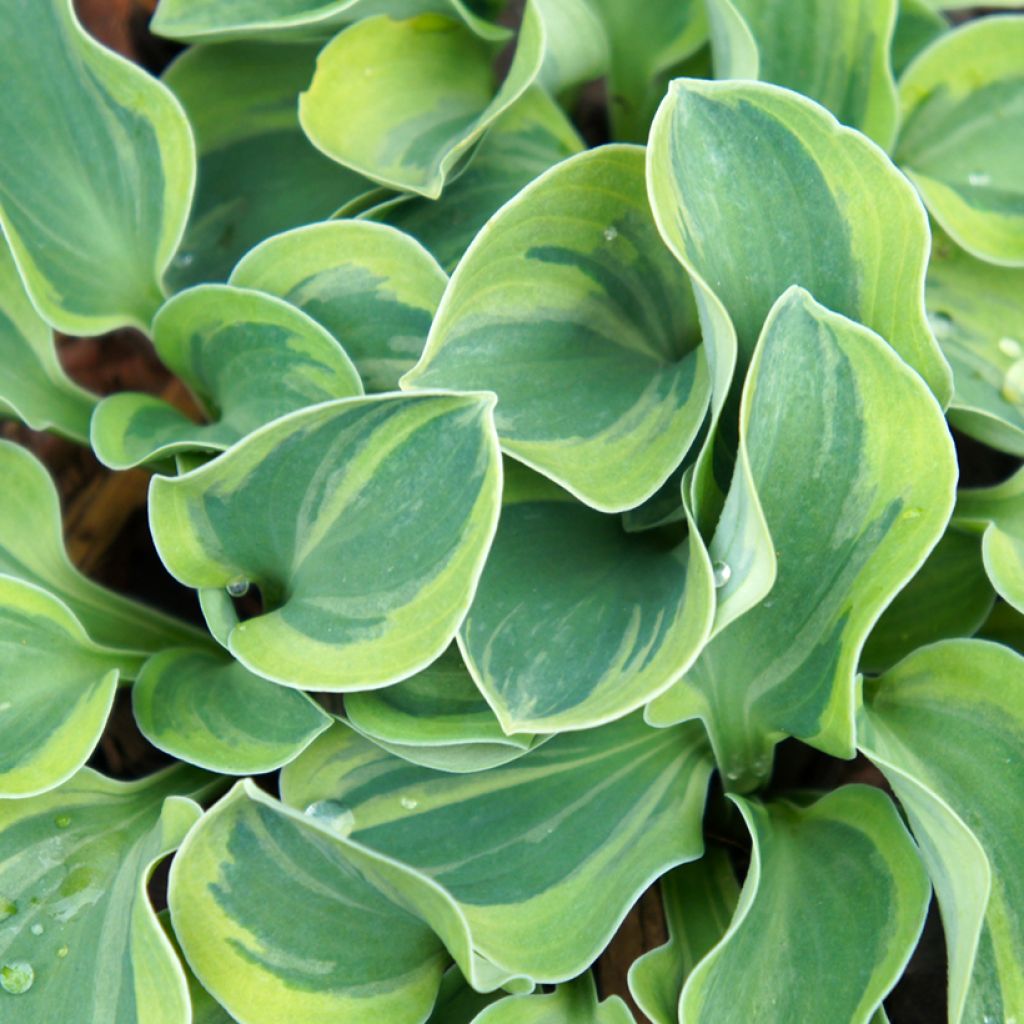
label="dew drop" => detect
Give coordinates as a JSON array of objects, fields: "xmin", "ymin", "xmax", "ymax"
[
  {"xmin": 712, "ymin": 560, "xmax": 732, "ymax": 588},
  {"xmin": 900, "ymin": 507, "xmax": 923, "ymax": 522},
  {"xmin": 172, "ymin": 251, "xmax": 195, "ymax": 270},
  {"xmin": 30, "ymin": 924, "xmax": 43, "ymax": 937},
  {"xmin": 54, "ymin": 815, "xmax": 71, "ymax": 830},
  {"xmin": 399, "ymin": 796, "xmax": 419, "ymax": 810},
  {"xmin": 603, "ymin": 226, "xmax": 618, "ymax": 242},
  {"xmin": 0, "ymin": 900, "xmax": 16, "ymax": 922},
  {"xmin": 56, "ymin": 946, "xmax": 69, "ymax": 960},
  {"xmin": 998, "ymin": 336, "xmax": 1022, "ymax": 359},
  {"xmin": 304, "ymin": 800, "xmax": 355, "ymax": 837},
  {"xmin": 226, "ymin": 577, "xmax": 250, "ymax": 598},
  {"xmin": 0, "ymin": 960, "xmax": 34, "ymax": 995},
  {"xmin": 968, "ymin": 171, "xmax": 991, "ymax": 187},
  {"xmin": 1002, "ymin": 359, "xmax": 1024, "ymax": 406},
  {"xmin": 928, "ymin": 312, "xmax": 953, "ymax": 338}
]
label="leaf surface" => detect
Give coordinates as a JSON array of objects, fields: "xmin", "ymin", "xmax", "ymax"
[{"xmin": 474, "ymin": 974, "xmax": 632, "ymax": 1022}]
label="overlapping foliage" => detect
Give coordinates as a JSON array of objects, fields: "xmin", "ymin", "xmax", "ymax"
[{"xmin": 0, "ymin": 0, "xmax": 1021, "ymax": 1021}]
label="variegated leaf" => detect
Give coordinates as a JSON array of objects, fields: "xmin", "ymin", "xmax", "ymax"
[{"xmin": 474, "ymin": 974, "xmax": 632, "ymax": 1023}]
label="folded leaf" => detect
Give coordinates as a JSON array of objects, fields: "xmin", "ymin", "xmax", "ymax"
[
  {"xmin": 860, "ymin": 640, "xmax": 1024, "ymax": 1023},
  {"xmin": 627, "ymin": 848, "xmax": 739, "ymax": 1024},
  {"xmin": 345, "ymin": 646, "xmax": 541, "ymax": 773},
  {"xmin": 281, "ymin": 714, "xmax": 713, "ymax": 981},
  {"xmin": 646, "ymin": 289, "xmax": 956, "ymax": 788},
  {"xmin": 361, "ymin": 86, "xmax": 584, "ymax": 272},
  {"xmin": 91, "ymin": 285, "xmax": 363, "ymax": 469},
  {"xmin": 926, "ymin": 230, "xmax": 1024, "ymax": 456},
  {"xmin": 149, "ymin": 392, "xmax": 501, "ymax": 690},
  {"xmin": 230, "ymin": 220, "xmax": 448, "ymax": 392},
  {"xmin": 0, "ymin": 440, "xmax": 205, "ymax": 653},
  {"xmin": 0, "ymin": 765, "xmax": 214, "ymax": 1024},
  {"xmin": 404, "ymin": 145, "xmax": 710, "ymax": 512},
  {"xmin": 0, "ymin": 234, "xmax": 95, "ymax": 442},
  {"xmin": 707, "ymin": 0, "xmax": 899, "ymax": 148},
  {"xmin": 979, "ymin": 601, "xmax": 1024, "ymax": 654},
  {"xmin": 0, "ymin": 0, "xmax": 194, "ymax": 333},
  {"xmin": 678, "ymin": 787, "xmax": 930, "ymax": 1024},
  {"xmin": 163, "ymin": 42, "xmax": 373, "ymax": 290},
  {"xmin": 0, "ymin": 575, "xmax": 142, "ymax": 797},
  {"xmin": 426, "ymin": 967, "xmax": 501, "ymax": 1024},
  {"xmin": 955, "ymin": 468, "xmax": 1024, "ymax": 614},
  {"xmin": 897, "ymin": 16, "xmax": 1024, "ymax": 267},
  {"xmin": 459, "ymin": 463, "xmax": 714, "ymax": 732},
  {"xmin": 133, "ymin": 647, "xmax": 332, "ymax": 774},
  {"xmin": 159, "ymin": 912, "xmax": 237, "ymax": 1024},
  {"xmin": 647, "ymin": 77, "xmax": 952, "ymax": 405},
  {"xmin": 474, "ymin": 974, "xmax": 632, "ymax": 1022}
]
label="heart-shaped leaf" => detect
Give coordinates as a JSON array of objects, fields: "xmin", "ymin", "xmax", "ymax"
[
  {"xmin": 280, "ymin": 714, "xmax": 714, "ymax": 982},
  {"xmin": 458, "ymin": 463, "xmax": 714, "ymax": 733},
  {"xmin": 678, "ymin": 787, "xmax": 930, "ymax": 1024},
  {"xmin": 860, "ymin": 640, "xmax": 1024, "ymax": 1023},
  {"xmin": 404, "ymin": 145, "xmax": 710, "ymax": 512},
  {"xmin": 90, "ymin": 284, "xmax": 363, "ymax": 469},
  {"xmin": 0, "ymin": 765, "xmax": 215, "ymax": 1024},
  {"xmin": 149, "ymin": 392, "xmax": 501, "ymax": 690},
  {"xmin": 0, "ymin": 575, "xmax": 143, "ymax": 797},
  {"xmin": 706, "ymin": 0, "xmax": 900, "ymax": 148},
  {"xmin": 0, "ymin": 440, "xmax": 205, "ymax": 654},
  {"xmin": 163, "ymin": 42, "xmax": 373, "ymax": 290},
  {"xmin": 0, "ymin": 0, "xmax": 194, "ymax": 333},
  {"xmin": 230, "ymin": 220, "xmax": 448, "ymax": 392},
  {"xmin": 133, "ymin": 647, "xmax": 332, "ymax": 774},
  {"xmin": 646, "ymin": 288, "xmax": 956, "ymax": 788},
  {"xmin": 896, "ymin": 16, "xmax": 1024, "ymax": 267},
  {"xmin": 0, "ymin": 235, "xmax": 95, "ymax": 442},
  {"xmin": 474, "ymin": 974, "xmax": 632, "ymax": 1023},
  {"xmin": 647, "ymin": 76, "xmax": 952, "ymax": 405}
]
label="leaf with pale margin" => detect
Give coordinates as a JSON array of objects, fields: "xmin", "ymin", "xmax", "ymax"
[
  {"xmin": 647, "ymin": 76, "xmax": 952, "ymax": 405},
  {"xmin": 0, "ymin": 440, "xmax": 204, "ymax": 653},
  {"xmin": 860, "ymin": 640, "xmax": 1024, "ymax": 1023},
  {"xmin": 645, "ymin": 289, "xmax": 956, "ymax": 789},
  {"xmin": 360, "ymin": 86, "xmax": 583, "ymax": 272},
  {"xmin": 627, "ymin": 848, "xmax": 739, "ymax": 1024},
  {"xmin": 473, "ymin": 974, "xmax": 632, "ymax": 1022},
  {"xmin": 345, "ymin": 646, "xmax": 541, "ymax": 773},
  {"xmin": 0, "ymin": 234, "xmax": 95, "ymax": 442},
  {"xmin": 133, "ymin": 647, "xmax": 332, "ymax": 775},
  {"xmin": 404, "ymin": 144, "xmax": 710, "ymax": 513},
  {"xmin": 0, "ymin": 766, "xmax": 215, "ymax": 1024},
  {"xmin": 230, "ymin": 220, "xmax": 447, "ymax": 392},
  {"xmin": 678, "ymin": 787, "xmax": 929, "ymax": 1024},
  {"xmin": 459, "ymin": 462, "xmax": 714, "ymax": 733},
  {"xmin": 0, "ymin": 576, "xmax": 143, "ymax": 798},
  {"xmin": 954, "ymin": 467, "xmax": 1024, "ymax": 615},
  {"xmin": 926, "ymin": 229, "xmax": 1024, "ymax": 456},
  {"xmin": 91, "ymin": 285, "xmax": 363, "ymax": 470},
  {"xmin": 0, "ymin": 0, "xmax": 194, "ymax": 333},
  {"xmin": 163, "ymin": 42, "xmax": 373, "ymax": 290},
  {"xmin": 281, "ymin": 714, "xmax": 713, "ymax": 982},
  {"xmin": 897, "ymin": 16, "xmax": 1024, "ymax": 267},
  {"xmin": 149, "ymin": 392, "xmax": 501, "ymax": 691},
  {"xmin": 891, "ymin": 0, "xmax": 947, "ymax": 78}
]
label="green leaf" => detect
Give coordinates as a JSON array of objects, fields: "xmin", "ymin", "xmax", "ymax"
[
  {"xmin": 230, "ymin": 220, "xmax": 448, "ymax": 392},
  {"xmin": 707, "ymin": 0, "xmax": 900, "ymax": 148},
  {"xmin": 345, "ymin": 646, "xmax": 541, "ymax": 773},
  {"xmin": 163, "ymin": 42, "xmax": 373, "ymax": 290},
  {"xmin": 860, "ymin": 640, "xmax": 1024, "ymax": 1023},
  {"xmin": 896, "ymin": 16, "xmax": 1024, "ymax": 267},
  {"xmin": 0, "ymin": 575, "xmax": 143, "ymax": 797},
  {"xmin": 474, "ymin": 974, "xmax": 632, "ymax": 1023},
  {"xmin": 0, "ymin": 440, "xmax": 205, "ymax": 654},
  {"xmin": 133, "ymin": 647, "xmax": 332, "ymax": 774},
  {"xmin": 978, "ymin": 601, "xmax": 1024, "ymax": 654},
  {"xmin": 159, "ymin": 911, "xmax": 237, "ymax": 1024},
  {"xmin": 90, "ymin": 284, "xmax": 363, "ymax": 470},
  {"xmin": 645, "ymin": 289, "xmax": 956, "ymax": 788},
  {"xmin": 647, "ymin": 76, "xmax": 953, "ymax": 405},
  {"xmin": 628, "ymin": 848, "xmax": 739, "ymax": 1024},
  {"xmin": 459, "ymin": 463, "xmax": 714, "ymax": 733},
  {"xmin": 926, "ymin": 230, "xmax": 1024, "ymax": 456},
  {"xmin": 954, "ymin": 467, "xmax": 1024, "ymax": 614},
  {"xmin": 0, "ymin": 0, "xmax": 194, "ymax": 333},
  {"xmin": 148, "ymin": 392, "xmax": 501, "ymax": 691},
  {"xmin": 0, "ymin": 765, "xmax": 214, "ymax": 1023},
  {"xmin": 0, "ymin": 234, "xmax": 95, "ymax": 442},
  {"xmin": 281, "ymin": 713, "xmax": 714, "ymax": 981},
  {"xmin": 679, "ymin": 787, "xmax": 930, "ymax": 1024},
  {"xmin": 861, "ymin": 527, "xmax": 995, "ymax": 673},
  {"xmin": 426, "ymin": 967, "xmax": 501, "ymax": 1024},
  {"xmin": 891, "ymin": 0, "xmax": 947, "ymax": 78},
  {"xmin": 297, "ymin": 4, "xmax": 595, "ymax": 199},
  {"xmin": 404, "ymin": 145, "xmax": 710, "ymax": 513},
  {"xmin": 360, "ymin": 86, "xmax": 584, "ymax": 272}
]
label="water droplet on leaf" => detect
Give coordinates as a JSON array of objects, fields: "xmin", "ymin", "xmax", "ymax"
[
  {"xmin": 0, "ymin": 900, "xmax": 16, "ymax": 922},
  {"xmin": 712, "ymin": 560, "xmax": 731, "ymax": 588},
  {"xmin": 400, "ymin": 796, "xmax": 419, "ymax": 810},
  {"xmin": 998, "ymin": 336, "xmax": 1022, "ymax": 359},
  {"xmin": 968, "ymin": 171, "xmax": 990, "ymax": 187},
  {"xmin": 0, "ymin": 960, "xmax": 34, "ymax": 994},
  {"xmin": 226, "ymin": 577, "xmax": 250, "ymax": 598},
  {"xmin": 172, "ymin": 251, "xmax": 195, "ymax": 269},
  {"xmin": 304, "ymin": 801, "xmax": 355, "ymax": 837},
  {"xmin": 56, "ymin": 946, "xmax": 68, "ymax": 960},
  {"xmin": 928, "ymin": 312, "xmax": 953, "ymax": 338},
  {"xmin": 900, "ymin": 507, "xmax": 923, "ymax": 521},
  {"xmin": 1002, "ymin": 359, "xmax": 1024, "ymax": 406},
  {"xmin": 30, "ymin": 924, "xmax": 43, "ymax": 936},
  {"xmin": 603, "ymin": 226, "xmax": 618, "ymax": 242},
  {"xmin": 54, "ymin": 815, "xmax": 71, "ymax": 829}
]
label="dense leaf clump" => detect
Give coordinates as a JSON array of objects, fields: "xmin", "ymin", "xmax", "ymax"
[{"xmin": 0, "ymin": 0, "xmax": 1022, "ymax": 1021}]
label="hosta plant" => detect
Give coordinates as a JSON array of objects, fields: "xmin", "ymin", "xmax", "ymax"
[{"xmin": 0, "ymin": 0, "xmax": 1022, "ymax": 1021}]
